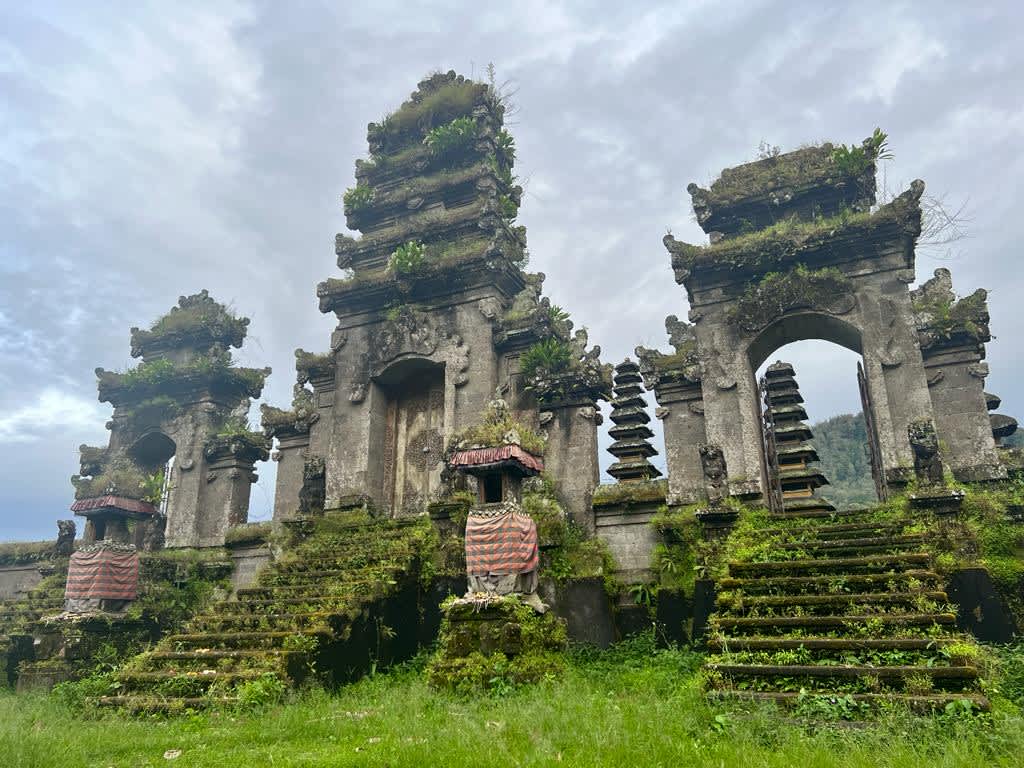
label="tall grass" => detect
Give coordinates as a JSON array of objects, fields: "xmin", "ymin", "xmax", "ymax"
[{"xmin": 2, "ymin": 638, "xmax": 1022, "ymax": 767}]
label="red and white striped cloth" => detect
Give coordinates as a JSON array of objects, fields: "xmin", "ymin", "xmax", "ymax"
[
  {"xmin": 465, "ymin": 507, "xmax": 539, "ymax": 576},
  {"xmin": 65, "ymin": 546, "xmax": 139, "ymax": 601}
]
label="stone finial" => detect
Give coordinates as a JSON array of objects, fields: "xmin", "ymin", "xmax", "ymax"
[{"xmin": 606, "ymin": 358, "xmax": 662, "ymax": 482}]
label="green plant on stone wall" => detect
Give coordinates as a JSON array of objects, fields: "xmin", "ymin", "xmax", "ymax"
[
  {"xmin": 519, "ymin": 338, "xmax": 572, "ymax": 380},
  {"xmin": 423, "ymin": 116, "xmax": 478, "ymax": 157},
  {"xmin": 830, "ymin": 127, "xmax": 892, "ymax": 177},
  {"xmin": 496, "ymin": 129, "xmax": 516, "ymax": 164},
  {"xmin": 388, "ymin": 241, "xmax": 427, "ymax": 276},
  {"xmin": 343, "ymin": 184, "xmax": 374, "ymax": 213}
]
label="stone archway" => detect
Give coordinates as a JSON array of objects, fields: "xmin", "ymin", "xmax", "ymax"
[{"xmin": 657, "ymin": 144, "xmax": 997, "ymax": 500}]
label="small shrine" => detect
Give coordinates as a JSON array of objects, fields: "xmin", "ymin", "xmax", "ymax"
[
  {"xmin": 763, "ymin": 361, "xmax": 836, "ymax": 516},
  {"xmin": 448, "ymin": 400, "xmax": 546, "ymax": 612},
  {"xmin": 606, "ymin": 359, "xmax": 662, "ymax": 482}
]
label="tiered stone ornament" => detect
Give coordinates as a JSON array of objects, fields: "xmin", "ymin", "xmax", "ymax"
[
  {"xmin": 763, "ymin": 361, "xmax": 836, "ymax": 516},
  {"xmin": 607, "ymin": 359, "xmax": 662, "ymax": 482}
]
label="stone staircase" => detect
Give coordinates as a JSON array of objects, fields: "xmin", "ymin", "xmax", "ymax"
[
  {"xmin": 704, "ymin": 506, "xmax": 989, "ymax": 714},
  {"xmin": 99, "ymin": 516, "xmax": 432, "ymax": 712},
  {"xmin": 0, "ymin": 563, "xmax": 69, "ymax": 686}
]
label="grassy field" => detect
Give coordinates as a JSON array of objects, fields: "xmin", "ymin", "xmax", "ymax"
[{"xmin": 2, "ymin": 638, "xmax": 1023, "ymax": 767}]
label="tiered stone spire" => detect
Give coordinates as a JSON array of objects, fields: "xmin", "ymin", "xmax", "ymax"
[
  {"xmin": 764, "ymin": 361, "xmax": 834, "ymax": 514},
  {"xmin": 607, "ymin": 359, "xmax": 662, "ymax": 482}
]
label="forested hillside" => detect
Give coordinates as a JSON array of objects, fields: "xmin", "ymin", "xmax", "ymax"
[{"xmin": 810, "ymin": 412, "xmax": 878, "ymax": 509}]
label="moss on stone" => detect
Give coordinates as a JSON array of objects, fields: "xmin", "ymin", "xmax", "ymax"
[
  {"xmin": 592, "ymin": 479, "xmax": 668, "ymax": 508},
  {"xmin": 130, "ymin": 290, "xmax": 249, "ymax": 356},
  {"xmin": 913, "ymin": 288, "xmax": 990, "ymax": 346},
  {"xmin": 453, "ymin": 401, "xmax": 546, "ymax": 457},
  {"xmin": 727, "ymin": 264, "xmax": 852, "ymax": 330}
]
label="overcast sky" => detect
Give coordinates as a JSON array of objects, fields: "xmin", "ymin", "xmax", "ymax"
[{"xmin": 2, "ymin": 1, "xmax": 1021, "ymax": 541}]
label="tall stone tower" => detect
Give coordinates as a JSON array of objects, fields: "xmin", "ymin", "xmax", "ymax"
[{"xmin": 267, "ymin": 71, "xmax": 609, "ymax": 526}]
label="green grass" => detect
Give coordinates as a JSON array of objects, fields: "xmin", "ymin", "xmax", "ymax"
[{"xmin": 3, "ymin": 638, "xmax": 1024, "ymax": 767}]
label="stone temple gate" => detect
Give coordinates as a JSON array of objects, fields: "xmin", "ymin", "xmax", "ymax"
[{"xmin": 640, "ymin": 138, "xmax": 1005, "ymax": 507}]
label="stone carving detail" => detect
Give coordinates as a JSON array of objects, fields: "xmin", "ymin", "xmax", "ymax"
[
  {"xmin": 56, "ymin": 520, "xmax": 76, "ymax": 556},
  {"xmin": 699, "ymin": 443, "xmax": 728, "ymax": 504},
  {"xmin": 969, "ymin": 363, "xmax": 989, "ymax": 379},
  {"xmin": 349, "ymin": 308, "xmax": 471, "ymax": 403},
  {"xmin": 408, "ymin": 428, "xmax": 444, "ymax": 471},
  {"xmin": 635, "ymin": 315, "xmax": 702, "ymax": 389},
  {"xmin": 298, "ymin": 455, "xmax": 326, "ymax": 514},
  {"xmin": 926, "ymin": 370, "xmax": 945, "ymax": 387},
  {"xmin": 908, "ymin": 420, "xmax": 944, "ymax": 485}
]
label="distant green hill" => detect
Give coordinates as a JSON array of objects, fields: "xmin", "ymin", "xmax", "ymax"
[{"xmin": 809, "ymin": 412, "xmax": 879, "ymax": 509}]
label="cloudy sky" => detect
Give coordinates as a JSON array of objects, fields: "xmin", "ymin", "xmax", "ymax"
[{"xmin": 2, "ymin": 1, "xmax": 1021, "ymax": 541}]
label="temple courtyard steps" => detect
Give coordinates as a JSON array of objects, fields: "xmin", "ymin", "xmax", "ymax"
[
  {"xmin": 97, "ymin": 517, "xmax": 431, "ymax": 713},
  {"xmin": 705, "ymin": 506, "xmax": 989, "ymax": 713},
  {"xmin": 0, "ymin": 564, "xmax": 70, "ymax": 684}
]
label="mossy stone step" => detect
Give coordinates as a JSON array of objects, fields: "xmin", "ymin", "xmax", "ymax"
[
  {"xmin": 236, "ymin": 575, "xmax": 390, "ymax": 598},
  {"xmin": 728, "ymin": 553, "xmax": 930, "ymax": 577},
  {"xmin": 275, "ymin": 547, "xmax": 416, "ymax": 570},
  {"xmin": 774, "ymin": 534, "xmax": 925, "ymax": 554},
  {"xmin": 97, "ymin": 695, "xmax": 238, "ymax": 713},
  {"xmin": 707, "ymin": 636, "xmax": 961, "ymax": 652},
  {"xmin": 716, "ymin": 570, "xmax": 941, "ymax": 595},
  {"xmin": 151, "ymin": 649, "xmax": 289, "ymax": 661},
  {"xmin": 707, "ymin": 690, "xmax": 990, "ymax": 712},
  {"xmin": 221, "ymin": 595, "xmax": 364, "ymax": 611},
  {"xmin": 758, "ymin": 521, "xmax": 916, "ymax": 539},
  {"xmin": 713, "ymin": 612, "xmax": 956, "ymax": 633},
  {"xmin": 718, "ymin": 591, "xmax": 949, "ymax": 613},
  {"xmin": 768, "ymin": 508, "xmax": 875, "ymax": 521},
  {"xmin": 708, "ymin": 663, "xmax": 978, "ymax": 680},
  {"xmin": 167, "ymin": 629, "xmax": 330, "ymax": 650},
  {"xmin": 188, "ymin": 612, "xmax": 339, "ymax": 633},
  {"xmin": 116, "ymin": 669, "xmax": 270, "ymax": 692}
]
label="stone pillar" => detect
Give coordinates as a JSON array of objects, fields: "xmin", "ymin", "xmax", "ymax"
[
  {"xmin": 653, "ymin": 379, "xmax": 707, "ymax": 506},
  {"xmin": 197, "ymin": 451, "xmax": 260, "ymax": 547},
  {"xmin": 540, "ymin": 401, "xmax": 602, "ymax": 534},
  {"xmin": 922, "ymin": 344, "xmax": 1004, "ymax": 481},
  {"xmin": 271, "ymin": 432, "xmax": 311, "ymax": 520}
]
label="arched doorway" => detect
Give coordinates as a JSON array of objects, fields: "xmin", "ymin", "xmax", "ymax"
[
  {"xmin": 128, "ymin": 431, "xmax": 176, "ymax": 511},
  {"xmin": 754, "ymin": 339, "xmax": 881, "ymax": 510},
  {"xmin": 746, "ymin": 313, "xmax": 884, "ymax": 507}
]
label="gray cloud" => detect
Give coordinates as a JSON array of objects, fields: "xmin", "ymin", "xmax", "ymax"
[{"xmin": 2, "ymin": 1, "xmax": 1021, "ymax": 540}]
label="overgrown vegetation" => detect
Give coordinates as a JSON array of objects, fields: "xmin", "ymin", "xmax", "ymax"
[
  {"xmin": 5, "ymin": 635, "xmax": 1024, "ymax": 766},
  {"xmin": 727, "ymin": 264, "xmax": 851, "ymax": 330},
  {"xmin": 388, "ymin": 240, "xmax": 427, "ymax": 276},
  {"xmin": 452, "ymin": 402, "xmax": 546, "ymax": 456},
  {"xmin": 912, "ymin": 288, "xmax": 990, "ymax": 345},
  {"xmin": 829, "ymin": 127, "xmax": 892, "ymax": 177},
  {"xmin": 423, "ymin": 116, "xmax": 477, "ymax": 157},
  {"xmin": 343, "ymin": 184, "xmax": 374, "ymax": 213},
  {"xmin": 133, "ymin": 290, "xmax": 248, "ymax": 352},
  {"xmin": 519, "ymin": 338, "xmax": 572, "ymax": 380}
]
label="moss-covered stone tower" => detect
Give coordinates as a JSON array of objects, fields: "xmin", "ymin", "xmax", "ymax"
[{"xmin": 266, "ymin": 71, "xmax": 609, "ymax": 527}]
